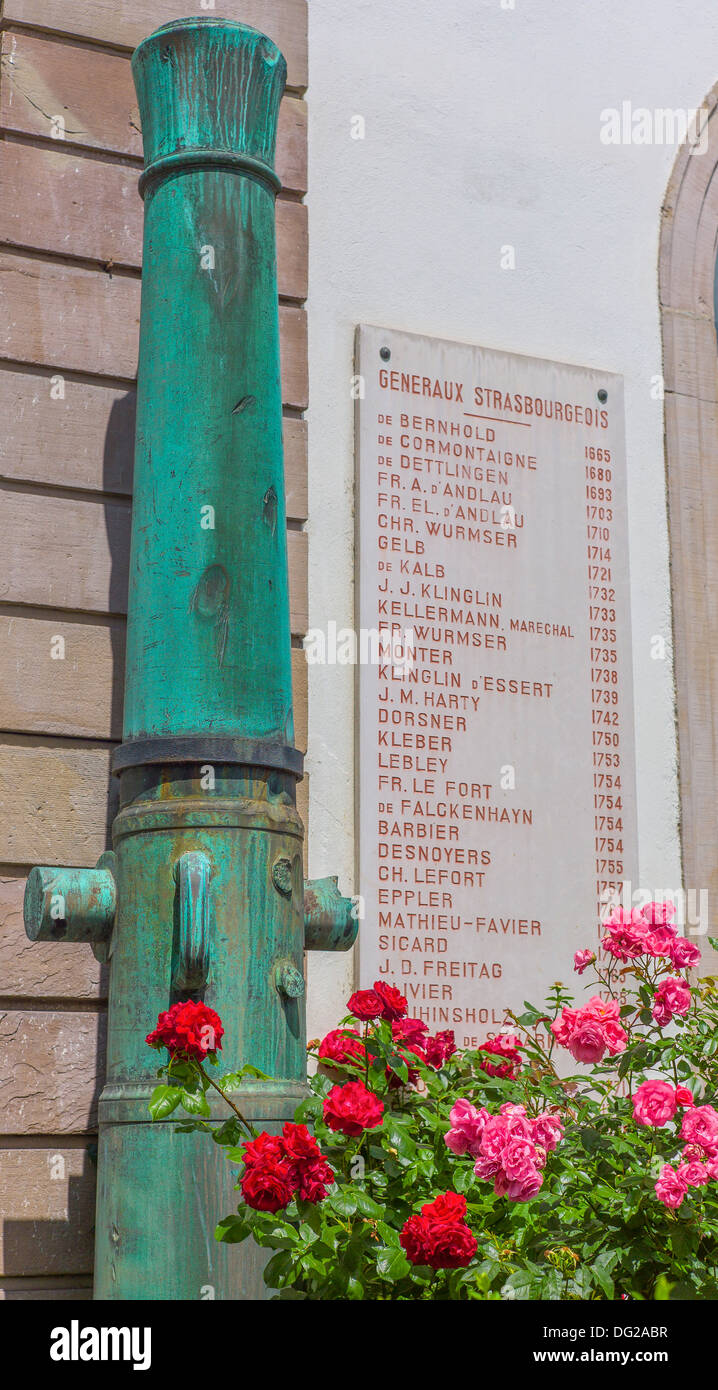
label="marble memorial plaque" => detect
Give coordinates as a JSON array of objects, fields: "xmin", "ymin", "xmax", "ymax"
[{"xmin": 355, "ymin": 325, "xmax": 638, "ymax": 1044}]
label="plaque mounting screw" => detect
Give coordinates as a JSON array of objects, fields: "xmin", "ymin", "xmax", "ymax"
[
  {"xmin": 380, "ymin": 346, "xmax": 391, "ymax": 361},
  {"xmin": 597, "ymin": 388, "xmax": 608, "ymax": 403}
]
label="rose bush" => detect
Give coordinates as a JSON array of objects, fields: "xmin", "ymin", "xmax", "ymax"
[{"xmin": 148, "ymin": 907, "xmax": 718, "ymax": 1300}]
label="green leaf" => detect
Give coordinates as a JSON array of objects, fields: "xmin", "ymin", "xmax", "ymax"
[
  {"xmin": 165, "ymin": 1059, "xmax": 196, "ymax": 1087},
  {"xmin": 501, "ymin": 1269, "xmax": 535, "ymax": 1301},
  {"xmin": 579, "ymin": 1127, "xmax": 611, "ymax": 1154},
  {"xmin": 591, "ymin": 1255, "xmax": 616, "ymax": 1299},
  {"xmin": 218, "ymin": 1063, "xmax": 269, "ymax": 1086},
  {"xmin": 375, "ymin": 1245, "xmax": 411, "ymax": 1280},
  {"xmin": 180, "ymin": 1087, "xmax": 211, "ymax": 1117},
  {"xmin": 668, "ymin": 1280, "xmax": 701, "ymax": 1300},
  {"xmin": 453, "ymin": 1163, "xmax": 476, "ymax": 1195},
  {"xmin": 386, "ymin": 1053, "xmax": 409, "ymax": 1084},
  {"xmin": 263, "ymin": 1250, "xmax": 294, "ymax": 1287},
  {"xmin": 328, "ymin": 1189, "xmax": 358, "ymax": 1217},
  {"xmin": 354, "ymin": 1191, "xmax": 384, "ymax": 1219},
  {"xmin": 670, "ymin": 1223, "xmax": 697, "ymax": 1260},
  {"xmin": 382, "ymin": 1114, "xmax": 417, "ymax": 1161},
  {"xmin": 214, "ymin": 1215, "xmax": 251, "ymax": 1244},
  {"xmin": 212, "ymin": 1118, "xmax": 244, "ymax": 1147},
  {"xmin": 293, "ymin": 1095, "xmax": 322, "ymax": 1124},
  {"xmin": 295, "ymin": 1199, "xmax": 323, "ymax": 1233},
  {"xmin": 148, "ymin": 1085, "xmax": 182, "ymax": 1121},
  {"xmin": 239, "ymin": 1063, "xmax": 270, "ymax": 1080},
  {"xmin": 376, "ymin": 1220, "xmax": 401, "ymax": 1247},
  {"xmin": 543, "ymin": 1268, "xmax": 565, "ymax": 1300},
  {"xmin": 299, "ymin": 1221, "xmax": 322, "ymax": 1245},
  {"xmin": 617, "ymin": 1050, "xmax": 633, "ymax": 1079},
  {"xmin": 215, "ymin": 1072, "xmax": 245, "ymax": 1091}
]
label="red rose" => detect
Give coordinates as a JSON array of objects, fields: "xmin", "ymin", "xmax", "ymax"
[
  {"xmin": 400, "ymin": 1214, "xmax": 477, "ymax": 1270},
  {"xmin": 392, "ymin": 1017, "xmax": 429, "ymax": 1046},
  {"xmin": 242, "ymin": 1131, "xmax": 284, "ymax": 1169},
  {"xmin": 145, "ymin": 1000, "xmax": 224, "ymax": 1060},
  {"xmin": 421, "ymin": 1191, "xmax": 467, "ymax": 1222},
  {"xmin": 400, "ymin": 1190, "xmax": 477, "ymax": 1270},
  {"xmin": 296, "ymin": 1159, "xmax": 335, "ymax": 1202},
  {"xmin": 373, "ymin": 980, "xmax": 408, "ymax": 1021},
  {"xmin": 398, "ymin": 1214, "xmax": 428, "ymax": 1265},
  {"xmin": 239, "ymin": 1123, "xmax": 334, "ymax": 1211},
  {"xmin": 323, "ymin": 1080, "xmax": 384, "ymax": 1136},
  {"xmin": 423, "ymin": 1030, "xmax": 457, "ymax": 1069},
  {"xmin": 479, "ymin": 1033, "xmax": 523, "ymax": 1079},
  {"xmin": 423, "ymin": 1220, "xmax": 478, "ymax": 1270},
  {"xmin": 241, "ymin": 1160, "xmax": 296, "ymax": 1213},
  {"xmin": 347, "ymin": 989, "xmax": 384, "ymax": 1021},
  {"xmin": 281, "ymin": 1121, "xmax": 322, "ymax": 1164},
  {"xmin": 318, "ymin": 1028, "xmax": 367, "ymax": 1066}
]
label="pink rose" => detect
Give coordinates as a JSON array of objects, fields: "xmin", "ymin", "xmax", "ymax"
[
  {"xmin": 531, "ymin": 1113, "xmax": 564, "ymax": 1151},
  {"xmin": 582, "ymin": 997, "xmax": 621, "ymax": 1023},
  {"xmin": 506, "ymin": 1170, "xmax": 543, "ymax": 1202},
  {"xmin": 676, "ymin": 1086, "xmax": 695, "ymax": 1107},
  {"xmin": 602, "ymin": 925, "xmax": 646, "ymax": 962},
  {"xmin": 550, "ymin": 1006, "xmax": 578, "ymax": 1046},
  {"xmin": 602, "ymin": 1020, "xmax": 630, "ymax": 1053},
  {"xmin": 604, "ymin": 906, "xmax": 646, "ymax": 930},
  {"xmin": 502, "ymin": 1135, "xmax": 538, "ymax": 1184},
  {"xmin": 480, "ymin": 1114, "xmax": 512, "ymax": 1161},
  {"xmin": 669, "ymin": 936, "xmax": 701, "ymax": 969},
  {"xmin": 640, "ymin": 900, "xmax": 677, "ymax": 928},
  {"xmin": 644, "ymin": 926, "xmax": 679, "ymax": 959},
  {"xmin": 676, "ymin": 1159, "xmax": 708, "ymax": 1187},
  {"xmin": 473, "ymin": 1154, "xmax": 502, "ymax": 1180},
  {"xmin": 567, "ymin": 1021, "xmax": 610, "ymax": 1063},
  {"xmin": 444, "ymin": 1099, "xmax": 489, "ymax": 1158},
  {"xmin": 681, "ymin": 1104, "xmax": 718, "ymax": 1154},
  {"xmin": 602, "ymin": 908, "xmax": 650, "ymax": 961},
  {"xmin": 655, "ymin": 1164, "xmax": 688, "ymax": 1209},
  {"xmin": 573, "ymin": 949, "xmax": 595, "ymax": 975},
  {"xmin": 652, "ymin": 976, "xmax": 691, "ymax": 1026},
  {"xmin": 470, "ymin": 1103, "xmax": 561, "ymax": 1203},
  {"xmin": 551, "ymin": 997, "xmax": 627, "ymax": 1064},
  {"xmin": 633, "ymin": 1079, "xmax": 676, "ymax": 1128}
]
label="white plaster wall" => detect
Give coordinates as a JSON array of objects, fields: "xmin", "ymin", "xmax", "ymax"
[{"xmin": 304, "ymin": 0, "xmax": 718, "ymax": 1037}]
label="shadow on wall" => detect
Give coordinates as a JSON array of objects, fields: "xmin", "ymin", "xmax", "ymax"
[
  {"xmin": 1, "ymin": 384, "xmax": 135, "ymax": 1298},
  {"xmin": 104, "ymin": 383, "xmax": 136, "ymax": 769},
  {"xmin": 2, "ymin": 1136, "xmax": 100, "ymax": 1297}
]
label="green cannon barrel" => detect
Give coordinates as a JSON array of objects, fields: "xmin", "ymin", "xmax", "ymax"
[{"xmin": 122, "ymin": 17, "xmax": 295, "ymax": 759}]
